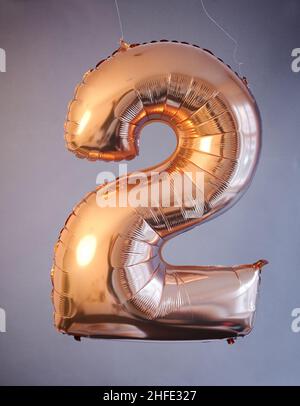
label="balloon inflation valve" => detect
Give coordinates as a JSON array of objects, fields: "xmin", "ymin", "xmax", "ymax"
[
  {"xmin": 253, "ymin": 259, "xmax": 269, "ymax": 270},
  {"xmin": 227, "ymin": 338, "xmax": 235, "ymax": 345}
]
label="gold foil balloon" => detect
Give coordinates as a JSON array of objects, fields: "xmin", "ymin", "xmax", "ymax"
[{"xmin": 52, "ymin": 40, "xmax": 267, "ymax": 341}]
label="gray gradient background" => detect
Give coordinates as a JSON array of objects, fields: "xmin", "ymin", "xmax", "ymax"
[{"xmin": 0, "ymin": 0, "xmax": 299, "ymax": 385}]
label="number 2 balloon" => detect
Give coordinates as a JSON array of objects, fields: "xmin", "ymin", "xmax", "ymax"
[{"xmin": 51, "ymin": 40, "xmax": 267, "ymax": 342}]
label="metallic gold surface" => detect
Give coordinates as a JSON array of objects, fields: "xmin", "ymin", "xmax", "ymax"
[{"xmin": 52, "ymin": 40, "xmax": 267, "ymax": 341}]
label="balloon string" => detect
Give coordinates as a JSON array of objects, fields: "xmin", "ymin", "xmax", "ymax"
[
  {"xmin": 200, "ymin": 0, "xmax": 243, "ymax": 76},
  {"xmin": 114, "ymin": 0, "xmax": 124, "ymax": 41}
]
